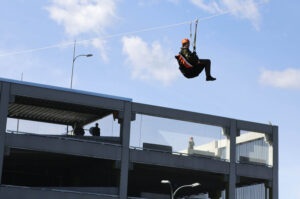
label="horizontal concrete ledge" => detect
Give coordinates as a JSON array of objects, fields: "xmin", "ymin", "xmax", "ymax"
[
  {"xmin": 5, "ymin": 133, "xmax": 122, "ymax": 160},
  {"xmin": 236, "ymin": 163, "xmax": 273, "ymax": 180},
  {"xmin": 130, "ymin": 149, "xmax": 230, "ymax": 174},
  {"xmin": 0, "ymin": 185, "xmax": 119, "ymax": 199},
  {"xmin": 10, "ymin": 83, "xmax": 126, "ymax": 111},
  {"xmin": 132, "ymin": 102, "xmax": 231, "ymax": 128},
  {"xmin": 237, "ymin": 120, "xmax": 274, "ymax": 135},
  {"xmin": 132, "ymin": 103, "xmax": 275, "ymax": 136}
]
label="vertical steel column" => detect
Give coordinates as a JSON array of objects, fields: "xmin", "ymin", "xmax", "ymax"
[
  {"xmin": 0, "ymin": 83, "xmax": 9, "ymax": 184},
  {"xmin": 119, "ymin": 102, "xmax": 131, "ymax": 199},
  {"xmin": 229, "ymin": 120, "xmax": 237, "ymax": 199},
  {"xmin": 272, "ymin": 126, "xmax": 278, "ymax": 199}
]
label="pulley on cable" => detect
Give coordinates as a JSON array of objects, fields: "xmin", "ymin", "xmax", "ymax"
[{"xmin": 175, "ymin": 19, "xmax": 216, "ymax": 81}]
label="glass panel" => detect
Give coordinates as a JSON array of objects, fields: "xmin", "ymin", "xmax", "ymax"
[
  {"xmin": 236, "ymin": 184, "xmax": 269, "ymax": 199},
  {"xmin": 236, "ymin": 130, "xmax": 273, "ymax": 167},
  {"xmin": 130, "ymin": 114, "xmax": 229, "ymax": 161},
  {"xmin": 6, "ymin": 114, "xmax": 120, "ymax": 138}
]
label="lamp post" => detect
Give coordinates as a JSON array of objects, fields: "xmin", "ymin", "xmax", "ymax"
[
  {"xmin": 67, "ymin": 40, "xmax": 92, "ymax": 135},
  {"xmin": 161, "ymin": 180, "xmax": 200, "ymax": 199},
  {"xmin": 70, "ymin": 40, "xmax": 93, "ymax": 89}
]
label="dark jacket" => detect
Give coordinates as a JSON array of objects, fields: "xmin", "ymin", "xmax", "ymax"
[{"xmin": 180, "ymin": 47, "xmax": 199, "ymax": 66}]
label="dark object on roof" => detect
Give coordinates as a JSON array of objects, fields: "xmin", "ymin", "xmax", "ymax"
[
  {"xmin": 73, "ymin": 123, "xmax": 85, "ymax": 136},
  {"xmin": 89, "ymin": 126, "xmax": 100, "ymax": 136},
  {"xmin": 143, "ymin": 143, "xmax": 172, "ymax": 153}
]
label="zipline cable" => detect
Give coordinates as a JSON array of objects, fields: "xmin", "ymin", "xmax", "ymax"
[{"xmin": 0, "ymin": 0, "xmax": 268, "ymax": 58}]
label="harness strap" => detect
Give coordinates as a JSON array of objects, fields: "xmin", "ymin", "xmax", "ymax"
[{"xmin": 175, "ymin": 54, "xmax": 193, "ymax": 68}]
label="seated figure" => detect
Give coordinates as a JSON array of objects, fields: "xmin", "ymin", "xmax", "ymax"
[{"xmin": 176, "ymin": 38, "xmax": 216, "ymax": 80}]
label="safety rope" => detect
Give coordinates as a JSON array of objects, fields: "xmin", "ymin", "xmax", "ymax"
[
  {"xmin": 190, "ymin": 21, "xmax": 193, "ymax": 42},
  {"xmin": 193, "ymin": 19, "xmax": 198, "ymax": 52}
]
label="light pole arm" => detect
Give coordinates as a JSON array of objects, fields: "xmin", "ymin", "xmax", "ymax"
[
  {"xmin": 70, "ymin": 54, "xmax": 92, "ymax": 89},
  {"xmin": 173, "ymin": 185, "xmax": 193, "ymax": 199},
  {"xmin": 73, "ymin": 54, "xmax": 86, "ymax": 62}
]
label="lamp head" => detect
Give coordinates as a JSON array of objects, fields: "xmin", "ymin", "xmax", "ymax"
[
  {"xmin": 161, "ymin": 180, "xmax": 170, "ymax": 184},
  {"xmin": 191, "ymin": 182, "xmax": 200, "ymax": 187},
  {"xmin": 86, "ymin": 54, "xmax": 93, "ymax": 57}
]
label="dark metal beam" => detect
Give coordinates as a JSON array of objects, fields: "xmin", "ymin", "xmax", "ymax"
[
  {"xmin": 132, "ymin": 102, "xmax": 231, "ymax": 128},
  {"xmin": 0, "ymin": 83, "xmax": 9, "ymax": 183},
  {"xmin": 0, "ymin": 185, "xmax": 119, "ymax": 199},
  {"xmin": 228, "ymin": 120, "xmax": 237, "ymax": 199},
  {"xmin": 119, "ymin": 102, "xmax": 131, "ymax": 199},
  {"xmin": 5, "ymin": 133, "xmax": 122, "ymax": 161},
  {"xmin": 237, "ymin": 120, "xmax": 274, "ymax": 135},
  {"xmin": 10, "ymin": 83, "xmax": 125, "ymax": 111},
  {"xmin": 130, "ymin": 149, "xmax": 230, "ymax": 174},
  {"xmin": 236, "ymin": 163, "xmax": 273, "ymax": 181},
  {"xmin": 272, "ymin": 126, "xmax": 279, "ymax": 199}
]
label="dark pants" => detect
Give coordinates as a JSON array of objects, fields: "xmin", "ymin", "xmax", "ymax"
[{"xmin": 181, "ymin": 59, "xmax": 212, "ymax": 79}]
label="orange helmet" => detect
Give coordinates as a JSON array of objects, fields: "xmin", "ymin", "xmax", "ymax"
[{"xmin": 181, "ymin": 38, "xmax": 190, "ymax": 45}]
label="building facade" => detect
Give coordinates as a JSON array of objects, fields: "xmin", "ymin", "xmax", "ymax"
[{"xmin": 0, "ymin": 78, "xmax": 278, "ymax": 199}]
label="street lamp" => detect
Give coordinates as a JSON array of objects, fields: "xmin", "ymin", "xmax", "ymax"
[
  {"xmin": 70, "ymin": 40, "xmax": 93, "ymax": 89},
  {"xmin": 67, "ymin": 40, "xmax": 93, "ymax": 135},
  {"xmin": 161, "ymin": 180, "xmax": 200, "ymax": 199}
]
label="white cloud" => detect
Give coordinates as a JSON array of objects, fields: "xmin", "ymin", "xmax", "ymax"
[
  {"xmin": 138, "ymin": 0, "xmax": 180, "ymax": 6},
  {"xmin": 190, "ymin": 0, "xmax": 269, "ymax": 30},
  {"xmin": 190, "ymin": 0, "xmax": 223, "ymax": 13},
  {"xmin": 259, "ymin": 68, "xmax": 300, "ymax": 90},
  {"xmin": 46, "ymin": 0, "xmax": 117, "ymax": 61},
  {"xmin": 122, "ymin": 36, "xmax": 180, "ymax": 86},
  {"xmin": 46, "ymin": 0, "xmax": 117, "ymax": 36}
]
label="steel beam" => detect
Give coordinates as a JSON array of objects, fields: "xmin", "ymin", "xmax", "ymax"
[
  {"xmin": 0, "ymin": 83, "xmax": 9, "ymax": 183},
  {"xmin": 10, "ymin": 83, "xmax": 125, "ymax": 111},
  {"xmin": 236, "ymin": 164, "xmax": 273, "ymax": 180},
  {"xmin": 130, "ymin": 149, "xmax": 230, "ymax": 174},
  {"xmin": 237, "ymin": 120, "xmax": 272, "ymax": 135},
  {"xmin": 119, "ymin": 102, "xmax": 131, "ymax": 199},
  {"xmin": 132, "ymin": 102, "xmax": 231, "ymax": 128},
  {"xmin": 5, "ymin": 133, "xmax": 122, "ymax": 161},
  {"xmin": 0, "ymin": 185, "xmax": 119, "ymax": 199},
  {"xmin": 229, "ymin": 120, "xmax": 237, "ymax": 199},
  {"xmin": 272, "ymin": 126, "xmax": 278, "ymax": 199}
]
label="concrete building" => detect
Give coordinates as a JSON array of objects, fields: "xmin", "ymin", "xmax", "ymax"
[{"xmin": 0, "ymin": 78, "xmax": 278, "ymax": 199}]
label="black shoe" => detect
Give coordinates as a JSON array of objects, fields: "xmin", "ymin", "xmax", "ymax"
[{"xmin": 206, "ymin": 76, "xmax": 216, "ymax": 81}]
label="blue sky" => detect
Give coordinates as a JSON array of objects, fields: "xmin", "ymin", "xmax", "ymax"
[{"xmin": 1, "ymin": 0, "xmax": 300, "ymax": 198}]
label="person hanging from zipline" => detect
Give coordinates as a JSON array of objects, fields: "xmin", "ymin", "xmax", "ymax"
[
  {"xmin": 175, "ymin": 19, "xmax": 216, "ymax": 80},
  {"xmin": 176, "ymin": 38, "xmax": 216, "ymax": 80}
]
